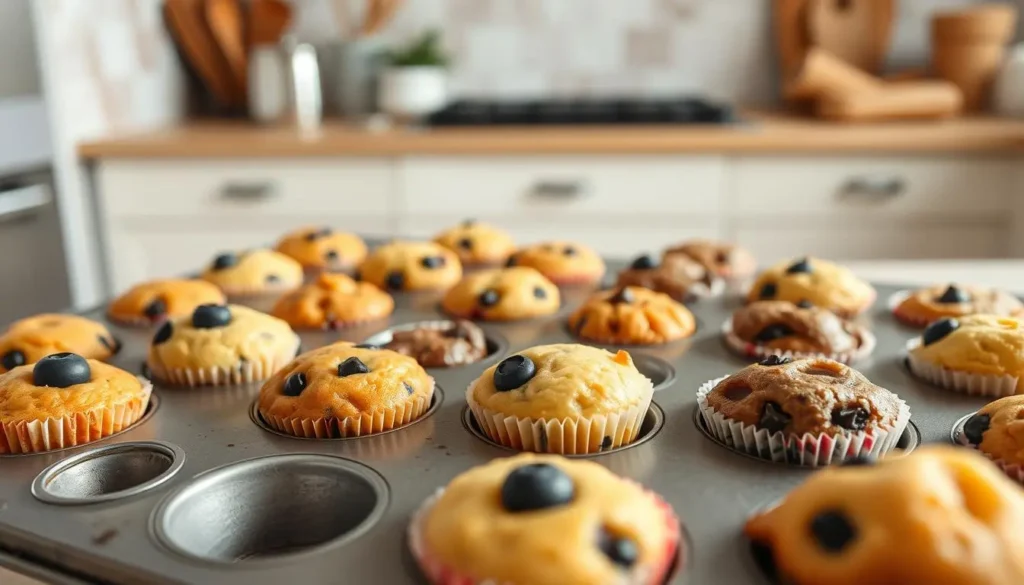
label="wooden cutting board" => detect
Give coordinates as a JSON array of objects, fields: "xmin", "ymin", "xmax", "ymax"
[
  {"xmin": 806, "ymin": 0, "xmax": 895, "ymax": 74},
  {"xmin": 775, "ymin": 0, "xmax": 811, "ymax": 80}
]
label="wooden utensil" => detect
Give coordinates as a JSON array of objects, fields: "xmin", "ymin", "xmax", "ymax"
[
  {"xmin": 164, "ymin": 0, "xmax": 241, "ymax": 107},
  {"xmin": 249, "ymin": 0, "xmax": 292, "ymax": 47},
  {"xmin": 806, "ymin": 0, "xmax": 895, "ymax": 75},
  {"xmin": 932, "ymin": 5, "xmax": 1018, "ymax": 111},
  {"xmin": 205, "ymin": 0, "xmax": 247, "ymax": 97},
  {"xmin": 774, "ymin": 0, "xmax": 811, "ymax": 81},
  {"xmin": 360, "ymin": 0, "xmax": 403, "ymax": 36},
  {"xmin": 786, "ymin": 48, "xmax": 881, "ymax": 100},
  {"xmin": 818, "ymin": 79, "xmax": 963, "ymax": 121}
]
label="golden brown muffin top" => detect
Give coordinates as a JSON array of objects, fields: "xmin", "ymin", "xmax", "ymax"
[
  {"xmin": 507, "ymin": 241, "xmax": 606, "ymax": 285},
  {"xmin": 896, "ymin": 283, "xmax": 1024, "ymax": 325},
  {"xmin": 568, "ymin": 286, "xmax": 696, "ymax": 345},
  {"xmin": 705, "ymin": 357, "xmax": 902, "ymax": 438},
  {"xmin": 275, "ymin": 226, "xmax": 368, "ymax": 270},
  {"xmin": 745, "ymin": 446, "xmax": 1024, "ymax": 585},
  {"xmin": 107, "ymin": 279, "xmax": 226, "ymax": 325},
  {"xmin": 441, "ymin": 267, "xmax": 560, "ymax": 321},
  {"xmin": 970, "ymin": 395, "xmax": 1024, "ymax": 466},
  {"xmin": 200, "ymin": 249, "xmax": 303, "ymax": 294},
  {"xmin": 258, "ymin": 343, "xmax": 434, "ymax": 421},
  {"xmin": 731, "ymin": 300, "xmax": 863, "ymax": 355},
  {"xmin": 747, "ymin": 257, "xmax": 876, "ymax": 318},
  {"xmin": 423, "ymin": 453, "xmax": 675, "ymax": 585},
  {"xmin": 432, "ymin": 220, "xmax": 516, "ymax": 266},
  {"xmin": 664, "ymin": 239, "xmax": 757, "ymax": 280},
  {"xmin": 271, "ymin": 273, "xmax": 394, "ymax": 329},
  {"xmin": 358, "ymin": 241, "xmax": 463, "ymax": 292},
  {"xmin": 0, "ymin": 314, "xmax": 119, "ymax": 374}
]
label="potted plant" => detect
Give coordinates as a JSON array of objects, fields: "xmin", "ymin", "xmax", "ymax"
[{"xmin": 379, "ymin": 30, "xmax": 450, "ymax": 121}]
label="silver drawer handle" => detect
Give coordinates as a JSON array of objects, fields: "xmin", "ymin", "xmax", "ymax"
[
  {"xmin": 0, "ymin": 184, "xmax": 50, "ymax": 223},
  {"xmin": 531, "ymin": 180, "xmax": 587, "ymax": 199},
  {"xmin": 219, "ymin": 182, "xmax": 278, "ymax": 201},
  {"xmin": 838, "ymin": 177, "xmax": 906, "ymax": 201}
]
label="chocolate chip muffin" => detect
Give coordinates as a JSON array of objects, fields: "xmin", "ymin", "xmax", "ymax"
[
  {"xmin": 0, "ymin": 353, "xmax": 152, "ymax": 454},
  {"xmin": 893, "ymin": 283, "xmax": 1024, "ymax": 327},
  {"xmin": 441, "ymin": 267, "xmax": 560, "ymax": 321},
  {"xmin": 409, "ymin": 453, "xmax": 680, "ymax": 585},
  {"xmin": 725, "ymin": 300, "xmax": 875, "ymax": 363},
  {"xmin": 746, "ymin": 446, "xmax": 1024, "ymax": 585},
  {"xmin": 275, "ymin": 226, "xmax": 368, "ymax": 273},
  {"xmin": 467, "ymin": 344, "xmax": 654, "ymax": 454},
  {"xmin": 147, "ymin": 304, "xmax": 300, "ymax": 387},
  {"xmin": 432, "ymin": 220, "xmax": 516, "ymax": 268},
  {"xmin": 568, "ymin": 286, "xmax": 697, "ymax": 345},
  {"xmin": 907, "ymin": 314, "xmax": 1024, "ymax": 397},
  {"xmin": 271, "ymin": 273, "xmax": 394, "ymax": 330},
  {"xmin": 257, "ymin": 343, "xmax": 435, "ymax": 438},
  {"xmin": 960, "ymin": 395, "xmax": 1024, "ymax": 483},
  {"xmin": 358, "ymin": 241, "xmax": 463, "ymax": 292},
  {"xmin": 616, "ymin": 253, "xmax": 720, "ymax": 302},
  {"xmin": 382, "ymin": 320, "xmax": 489, "ymax": 368},
  {"xmin": 0, "ymin": 314, "xmax": 120, "ymax": 374},
  {"xmin": 664, "ymin": 239, "xmax": 757, "ymax": 285},
  {"xmin": 200, "ymin": 249, "xmax": 303, "ymax": 297},
  {"xmin": 747, "ymin": 257, "xmax": 876, "ymax": 318},
  {"xmin": 699, "ymin": 357, "xmax": 909, "ymax": 465},
  {"xmin": 506, "ymin": 241, "xmax": 605, "ymax": 286},
  {"xmin": 108, "ymin": 279, "xmax": 227, "ymax": 327}
]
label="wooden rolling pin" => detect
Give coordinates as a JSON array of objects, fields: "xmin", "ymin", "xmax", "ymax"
[
  {"xmin": 786, "ymin": 48, "xmax": 881, "ymax": 100},
  {"xmin": 817, "ymin": 80, "xmax": 964, "ymax": 121}
]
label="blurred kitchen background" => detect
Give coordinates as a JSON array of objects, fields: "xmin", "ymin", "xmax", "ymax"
[{"xmin": 5, "ymin": 0, "xmax": 1024, "ymax": 322}]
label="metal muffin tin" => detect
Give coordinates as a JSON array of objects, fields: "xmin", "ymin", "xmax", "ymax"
[{"xmin": 0, "ymin": 269, "xmax": 990, "ymax": 585}]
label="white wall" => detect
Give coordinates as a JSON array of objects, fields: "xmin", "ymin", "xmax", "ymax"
[{"xmin": 0, "ymin": 0, "xmax": 41, "ymax": 98}]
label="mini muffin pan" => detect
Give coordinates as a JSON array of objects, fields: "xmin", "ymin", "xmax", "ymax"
[{"xmin": 0, "ymin": 264, "xmax": 999, "ymax": 585}]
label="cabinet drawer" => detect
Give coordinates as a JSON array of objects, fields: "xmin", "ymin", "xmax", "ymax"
[
  {"xmin": 734, "ymin": 220, "xmax": 1007, "ymax": 264},
  {"xmin": 104, "ymin": 218, "xmax": 392, "ymax": 293},
  {"xmin": 398, "ymin": 216, "xmax": 722, "ymax": 260},
  {"xmin": 99, "ymin": 160, "xmax": 394, "ymax": 219},
  {"xmin": 400, "ymin": 156, "xmax": 725, "ymax": 216},
  {"xmin": 733, "ymin": 157, "xmax": 1013, "ymax": 217}
]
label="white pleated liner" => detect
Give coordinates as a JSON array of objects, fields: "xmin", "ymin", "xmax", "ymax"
[
  {"xmin": 905, "ymin": 338, "xmax": 1019, "ymax": 398},
  {"xmin": 148, "ymin": 339, "xmax": 301, "ymax": 387},
  {"xmin": 696, "ymin": 376, "xmax": 911, "ymax": 467},
  {"xmin": 0, "ymin": 379, "xmax": 153, "ymax": 455},
  {"xmin": 260, "ymin": 383, "xmax": 435, "ymax": 439},
  {"xmin": 720, "ymin": 317, "xmax": 876, "ymax": 365},
  {"xmin": 467, "ymin": 380, "xmax": 653, "ymax": 455},
  {"xmin": 407, "ymin": 484, "xmax": 680, "ymax": 585}
]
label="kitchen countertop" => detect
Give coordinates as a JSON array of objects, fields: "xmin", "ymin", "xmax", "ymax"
[
  {"xmin": 77, "ymin": 111, "xmax": 1024, "ymax": 159},
  {"xmin": 2, "ymin": 258, "xmax": 1023, "ymax": 585}
]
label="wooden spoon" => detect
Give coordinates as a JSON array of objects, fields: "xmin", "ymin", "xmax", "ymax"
[
  {"xmin": 205, "ymin": 0, "xmax": 247, "ymax": 96},
  {"xmin": 249, "ymin": 0, "xmax": 292, "ymax": 47},
  {"xmin": 164, "ymin": 0, "xmax": 240, "ymax": 107},
  {"xmin": 806, "ymin": 0, "xmax": 895, "ymax": 74}
]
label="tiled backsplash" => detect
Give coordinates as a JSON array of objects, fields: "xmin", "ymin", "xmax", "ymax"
[{"xmin": 297, "ymin": 0, "xmax": 1011, "ymax": 105}]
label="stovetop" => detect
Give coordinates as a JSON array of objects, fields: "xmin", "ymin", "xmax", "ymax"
[{"xmin": 425, "ymin": 97, "xmax": 736, "ymax": 126}]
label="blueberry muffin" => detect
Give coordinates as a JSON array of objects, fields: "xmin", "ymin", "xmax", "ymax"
[
  {"xmin": 907, "ymin": 314, "xmax": 1024, "ymax": 397},
  {"xmin": 441, "ymin": 267, "xmax": 560, "ymax": 321},
  {"xmin": 506, "ymin": 241, "xmax": 605, "ymax": 286},
  {"xmin": 960, "ymin": 395, "xmax": 1024, "ymax": 481},
  {"xmin": 200, "ymin": 249, "xmax": 303, "ymax": 297},
  {"xmin": 893, "ymin": 283, "xmax": 1024, "ymax": 327},
  {"xmin": 147, "ymin": 304, "xmax": 300, "ymax": 387},
  {"xmin": 0, "ymin": 353, "xmax": 152, "ymax": 454},
  {"xmin": 107, "ymin": 279, "xmax": 227, "ymax": 326},
  {"xmin": 257, "ymin": 343, "xmax": 435, "ymax": 438},
  {"xmin": 271, "ymin": 273, "xmax": 394, "ymax": 330},
  {"xmin": 725, "ymin": 300, "xmax": 875, "ymax": 363},
  {"xmin": 616, "ymin": 253, "xmax": 719, "ymax": 302},
  {"xmin": 409, "ymin": 454, "xmax": 680, "ymax": 585},
  {"xmin": 383, "ymin": 320, "xmax": 489, "ymax": 368},
  {"xmin": 699, "ymin": 357, "xmax": 909, "ymax": 465},
  {"xmin": 467, "ymin": 344, "xmax": 654, "ymax": 454},
  {"xmin": 568, "ymin": 286, "xmax": 696, "ymax": 345},
  {"xmin": 664, "ymin": 239, "xmax": 757, "ymax": 284},
  {"xmin": 746, "ymin": 446, "xmax": 1024, "ymax": 585},
  {"xmin": 0, "ymin": 314, "xmax": 120, "ymax": 374},
  {"xmin": 433, "ymin": 220, "xmax": 516, "ymax": 268},
  {"xmin": 358, "ymin": 241, "xmax": 462, "ymax": 292},
  {"xmin": 747, "ymin": 257, "xmax": 876, "ymax": 318},
  {"xmin": 275, "ymin": 226, "xmax": 367, "ymax": 273}
]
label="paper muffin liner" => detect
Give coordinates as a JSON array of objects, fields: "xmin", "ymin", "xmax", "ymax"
[
  {"xmin": 905, "ymin": 338, "xmax": 1019, "ymax": 397},
  {"xmin": 408, "ymin": 483, "xmax": 681, "ymax": 585},
  {"xmin": 106, "ymin": 313, "xmax": 162, "ymax": 328},
  {"xmin": 466, "ymin": 380, "xmax": 653, "ymax": 455},
  {"xmin": 259, "ymin": 381, "xmax": 435, "ymax": 438},
  {"xmin": 886, "ymin": 289, "xmax": 933, "ymax": 327},
  {"xmin": 696, "ymin": 376, "xmax": 911, "ymax": 466},
  {"xmin": 0, "ymin": 378, "xmax": 153, "ymax": 455},
  {"xmin": 720, "ymin": 317, "xmax": 876, "ymax": 365},
  {"xmin": 953, "ymin": 417, "xmax": 1024, "ymax": 486},
  {"xmin": 147, "ymin": 338, "xmax": 300, "ymax": 388},
  {"xmin": 221, "ymin": 281, "xmax": 301, "ymax": 299}
]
